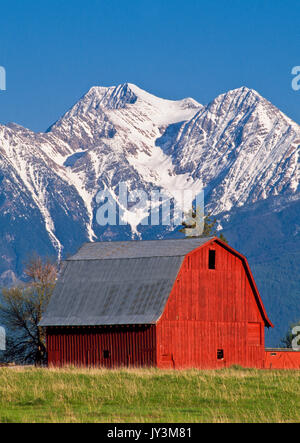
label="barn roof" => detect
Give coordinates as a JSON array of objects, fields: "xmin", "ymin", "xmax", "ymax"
[
  {"xmin": 68, "ymin": 237, "xmax": 211, "ymax": 260},
  {"xmin": 40, "ymin": 238, "xmax": 212, "ymax": 327},
  {"xmin": 40, "ymin": 237, "xmax": 273, "ymax": 328}
]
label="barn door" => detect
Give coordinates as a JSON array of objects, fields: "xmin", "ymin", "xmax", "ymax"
[
  {"xmin": 247, "ymin": 323, "xmax": 261, "ymax": 346},
  {"xmin": 159, "ymin": 344, "xmax": 175, "ymax": 369}
]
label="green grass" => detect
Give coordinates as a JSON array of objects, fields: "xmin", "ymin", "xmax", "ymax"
[{"xmin": 0, "ymin": 366, "xmax": 300, "ymax": 422}]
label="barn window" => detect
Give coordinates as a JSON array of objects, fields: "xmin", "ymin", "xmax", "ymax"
[
  {"xmin": 209, "ymin": 250, "xmax": 216, "ymax": 269},
  {"xmin": 103, "ymin": 350, "xmax": 110, "ymax": 359},
  {"xmin": 217, "ymin": 349, "xmax": 224, "ymax": 360}
]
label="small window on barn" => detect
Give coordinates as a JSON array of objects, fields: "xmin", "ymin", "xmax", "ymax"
[
  {"xmin": 103, "ymin": 350, "xmax": 110, "ymax": 359},
  {"xmin": 217, "ymin": 349, "xmax": 224, "ymax": 360},
  {"xmin": 187, "ymin": 256, "xmax": 191, "ymax": 269},
  {"xmin": 209, "ymin": 250, "xmax": 216, "ymax": 270}
]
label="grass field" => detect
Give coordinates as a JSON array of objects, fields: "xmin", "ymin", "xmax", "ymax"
[{"xmin": 0, "ymin": 366, "xmax": 300, "ymax": 423}]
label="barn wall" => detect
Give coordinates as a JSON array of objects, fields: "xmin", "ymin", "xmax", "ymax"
[
  {"xmin": 47, "ymin": 325, "xmax": 156, "ymax": 368},
  {"xmin": 157, "ymin": 241, "xmax": 266, "ymax": 369},
  {"xmin": 264, "ymin": 350, "xmax": 300, "ymax": 369}
]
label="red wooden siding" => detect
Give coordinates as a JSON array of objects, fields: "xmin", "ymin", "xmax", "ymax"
[
  {"xmin": 264, "ymin": 350, "xmax": 300, "ymax": 369},
  {"xmin": 156, "ymin": 241, "xmax": 267, "ymax": 369},
  {"xmin": 47, "ymin": 325, "xmax": 156, "ymax": 367},
  {"xmin": 247, "ymin": 323, "xmax": 261, "ymax": 346}
]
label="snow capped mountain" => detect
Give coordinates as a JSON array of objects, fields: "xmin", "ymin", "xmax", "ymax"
[
  {"xmin": 162, "ymin": 86, "xmax": 299, "ymax": 214},
  {"xmin": 0, "ymin": 82, "xmax": 298, "ymax": 281},
  {"xmin": 0, "ymin": 82, "xmax": 299, "ymax": 345},
  {"xmin": 46, "ymin": 83, "xmax": 203, "ymax": 236}
]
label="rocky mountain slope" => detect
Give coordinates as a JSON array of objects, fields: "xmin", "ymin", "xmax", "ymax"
[{"xmin": 0, "ymin": 83, "xmax": 298, "ymax": 344}]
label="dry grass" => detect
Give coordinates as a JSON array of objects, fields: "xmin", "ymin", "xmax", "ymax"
[{"xmin": 0, "ymin": 366, "xmax": 300, "ymax": 422}]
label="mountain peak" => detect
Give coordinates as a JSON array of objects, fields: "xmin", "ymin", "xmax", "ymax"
[
  {"xmin": 83, "ymin": 82, "xmax": 202, "ymax": 114},
  {"xmin": 202, "ymin": 85, "xmax": 284, "ymax": 125},
  {"xmin": 213, "ymin": 86, "xmax": 264, "ymax": 106},
  {"xmin": 49, "ymin": 82, "xmax": 202, "ymax": 134},
  {"xmin": 231, "ymin": 85, "xmax": 261, "ymax": 96},
  {"xmin": 82, "ymin": 82, "xmax": 138, "ymax": 110}
]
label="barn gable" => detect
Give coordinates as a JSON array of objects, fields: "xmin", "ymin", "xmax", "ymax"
[
  {"xmin": 184, "ymin": 239, "xmax": 273, "ymax": 327},
  {"xmin": 155, "ymin": 239, "xmax": 273, "ymax": 368}
]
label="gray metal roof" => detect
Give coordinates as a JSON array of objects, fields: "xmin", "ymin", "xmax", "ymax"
[
  {"xmin": 40, "ymin": 238, "xmax": 213, "ymax": 327},
  {"xmin": 68, "ymin": 237, "xmax": 212, "ymax": 261}
]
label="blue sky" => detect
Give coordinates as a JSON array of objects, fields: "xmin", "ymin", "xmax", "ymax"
[{"xmin": 0, "ymin": 0, "xmax": 299, "ymax": 131}]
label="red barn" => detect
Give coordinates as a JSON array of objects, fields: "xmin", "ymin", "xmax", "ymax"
[
  {"xmin": 264, "ymin": 349, "xmax": 300, "ymax": 369},
  {"xmin": 40, "ymin": 237, "xmax": 274, "ymax": 369}
]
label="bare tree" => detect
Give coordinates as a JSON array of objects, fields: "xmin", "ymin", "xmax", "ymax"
[{"xmin": 0, "ymin": 257, "xmax": 57, "ymax": 366}]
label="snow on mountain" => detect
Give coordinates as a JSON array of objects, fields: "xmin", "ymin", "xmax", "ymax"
[
  {"xmin": 162, "ymin": 86, "xmax": 299, "ymax": 214},
  {"xmin": 0, "ymin": 83, "xmax": 298, "ymax": 280},
  {"xmin": 0, "ymin": 82, "xmax": 299, "ymax": 345},
  {"xmin": 47, "ymin": 83, "xmax": 203, "ymax": 235}
]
